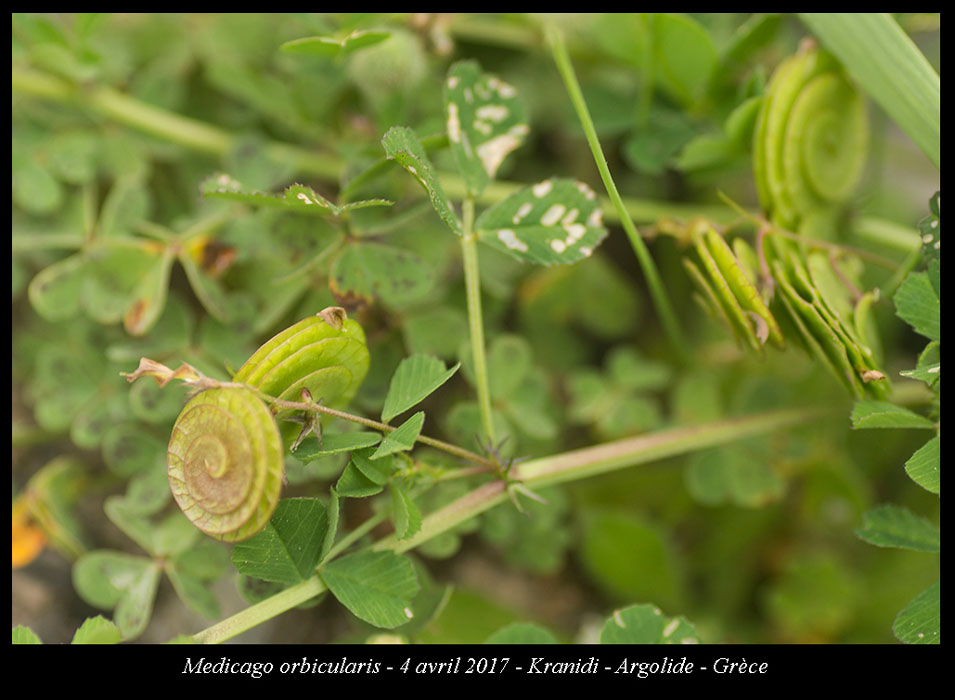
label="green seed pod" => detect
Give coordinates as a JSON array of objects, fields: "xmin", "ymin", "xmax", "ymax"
[
  {"xmin": 167, "ymin": 308, "xmax": 370, "ymax": 541},
  {"xmin": 232, "ymin": 307, "xmax": 370, "ymax": 438},
  {"xmin": 168, "ymin": 387, "xmax": 284, "ymax": 542},
  {"xmin": 683, "ymin": 221, "xmax": 784, "ymax": 353},
  {"xmin": 753, "ymin": 44, "xmax": 868, "ymax": 238}
]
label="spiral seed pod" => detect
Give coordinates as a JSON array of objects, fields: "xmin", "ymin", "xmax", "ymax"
[
  {"xmin": 754, "ymin": 44, "xmax": 868, "ymax": 238},
  {"xmin": 232, "ymin": 307, "xmax": 370, "ymax": 439},
  {"xmin": 168, "ymin": 387, "xmax": 284, "ymax": 542}
]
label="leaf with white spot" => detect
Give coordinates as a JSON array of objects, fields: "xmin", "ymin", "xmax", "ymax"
[
  {"xmin": 600, "ymin": 604, "xmax": 702, "ymax": 644},
  {"xmin": 200, "ymin": 174, "xmax": 391, "ymax": 217},
  {"xmin": 382, "ymin": 127, "xmax": 462, "ymax": 234},
  {"xmin": 475, "ymin": 178, "xmax": 607, "ymax": 265},
  {"xmin": 281, "ymin": 30, "xmax": 391, "ymax": 58},
  {"xmin": 444, "ymin": 61, "xmax": 528, "ymax": 196}
]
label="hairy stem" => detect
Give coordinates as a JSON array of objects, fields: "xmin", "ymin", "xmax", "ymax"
[
  {"xmin": 460, "ymin": 196, "xmax": 496, "ymax": 445},
  {"xmin": 547, "ymin": 26, "xmax": 690, "ymax": 365}
]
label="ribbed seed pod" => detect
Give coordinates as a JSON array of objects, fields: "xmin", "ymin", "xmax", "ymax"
[
  {"xmin": 232, "ymin": 308, "xmax": 370, "ymax": 439},
  {"xmin": 168, "ymin": 387, "xmax": 284, "ymax": 542},
  {"xmin": 753, "ymin": 45, "xmax": 868, "ymax": 238},
  {"xmin": 683, "ymin": 220, "xmax": 784, "ymax": 354}
]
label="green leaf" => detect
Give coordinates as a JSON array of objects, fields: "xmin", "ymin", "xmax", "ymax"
[
  {"xmin": 475, "ymin": 178, "xmax": 608, "ymax": 265},
  {"xmin": 113, "ymin": 561, "xmax": 161, "ymax": 640},
  {"xmin": 382, "ymin": 126, "xmax": 462, "ymax": 234},
  {"xmin": 124, "ymin": 248, "xmax": 175, "ymax": 336},
  {"xmin": 321, "ymin": 550, "xmax": 420, "ymax": 629},
  {"xmin": 485, "ymin": 622, "xmax": 560, "ymax": 644},
  {"xmin": 894, "ymin": 270, "xmax": 940, "ymax": 341},
  {"xmin": 487, "ymin": 335, "xmax": 532, "ymax": 399},
  {"xmin": 855, "ymin": 504, "xmax": 939, "ymax": 552},
  {"xmin": 351, "ymin": 448, "xmax": 393, "ymax": 485},
  {"xmin": 281, "ymin": 30, "xmax": 390, "ymax": 57},
  {"xmin": 390, "ymin": 483, "xmax": 422, "ymax": 541},
  {"xmin": 893, "ymin": 581, "xmax": 940, "ymax": 644},
  {"xmin": 579, "ymin": 510, "xmax": 682, "ymax": 610},
  {"xmin": 28, "ymin": 254, "xmax": 86, "ymax": 322},
  {"xmin": 71, "ymin": 616, "xmax": 122, "ymax": 644},
  {"xmin": 201, "ymin": 175, "xmax": 391, "ymax": 217},
  {"xmin": 12, "ymin": 160, "xmax": 62, "ymax": 214},
  {"xmin": 382, "ymin": 355, "xmax": 460, "ymax": 423},
  {"xmin": 444, "ymin": 60, "xmax": 529, "ymax": 195},
  {"xmin": 335, "ymin": 462, "xmax": 384, "ymax": 498},
  {"xmin": 231, "ymin": 499, "xmax": 329, "ymax": 585},
  {"xmin": 170, "ymin": 538, "xmax": 230, "ymax": 582},
  {"xmin": 905, "ymin": 436, "xmax": 940, "ymax": 495},
  {"xmin": 600, "ymin": 604, "xmax": 702, "ymax": 644},
  {"xmin": 330, "ymin": 243, "xmax": 434, "ymax": 308},
  {"xmin": 851, "ymin": 400, "xmax": 934, "ymax": 430},
  {"xmin": 166, "ymin": 566, "xmax": 221, "ymax": 619},
  {"xmin": 321, "ymin": 488, "xmax": 339, "ymax": 562},
  {"xmin": 152, "ymin": 511, "xmax": 202, "ymax": 557},
  {"xmin": 650, "ymin": 14, "xmax": 717, "ymax": 106},
  {"xmin": 371, "ymin": 412, "xmax": 424, "ymax": 459},
  {"xmin": 763, "ymin": 551, "xmax": 857, "ymax": 641},
  {"xmin": 293, "ymin": 432, "xmax": 382, "ymax": 461},
  {"xmin": 12, "ymin": 626, "xmax": 42, "ymax": 644}
]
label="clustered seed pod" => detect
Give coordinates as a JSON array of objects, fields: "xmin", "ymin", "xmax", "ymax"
[
  {"xmin": 682, "ymin": 42, "xmax": 889, "ymax": 400},
  {"xmin": 167, "ymin": 307, "xmax": 370, "ymax": 541}
]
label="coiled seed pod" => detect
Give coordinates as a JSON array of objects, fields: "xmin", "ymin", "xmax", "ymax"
[
  {"xmin": 753, "ymin": 44, "xmax": 868, "ymax": 238},
  {"xmin": 168, "ymin": 387, "xmax": 284, "ymax": 542},
  {"xmin": 232, "ymin": 307, "xmax": 370, "ymax": 441},
  {"xmin": 166, "ymin": 308, "xmax": 370, "ymax": 541}
]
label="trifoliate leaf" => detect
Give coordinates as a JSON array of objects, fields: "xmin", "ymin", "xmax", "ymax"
[{"xmin": 475, "ymin": 178, "xmax": 607, "ymax": 265}]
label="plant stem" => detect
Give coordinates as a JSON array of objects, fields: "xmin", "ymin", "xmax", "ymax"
[
  {"xmin": 320, "ymin": 509, "xmax": 389, "ymax": 566},
  {"xmin": 252, "ymin": 392, "xmax": 496, "ymax": 468},
  {"xmin": 190, "ymin": 404, "xmax": 825, "ymax": 642},
  {"xmin": 192, "ymin": 575, "xmax": 326, "ymax": 644},
  {"xmin": 374, "ymin": 406, "xmax": 824, "ymax": 554},
  {"xmin": 459, "ymin": 196, "xmax": 496, "ymax": 445},
  {"xmin": 547, "ymin": 26, "xmax": 691, "ymax": 365}
]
